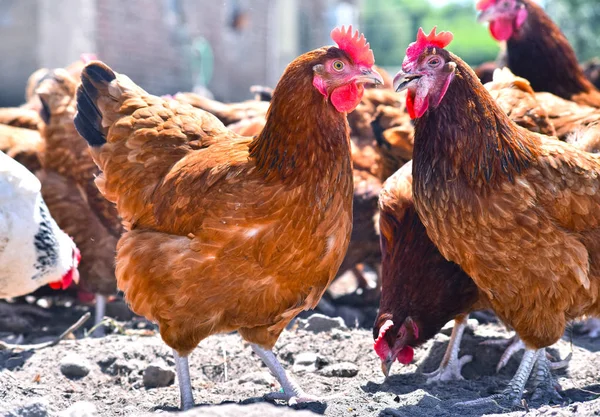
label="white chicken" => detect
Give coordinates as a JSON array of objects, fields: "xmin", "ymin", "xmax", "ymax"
[{"xmin": 0, "ymin": 150, "xmax": 80, "ymax": 299}]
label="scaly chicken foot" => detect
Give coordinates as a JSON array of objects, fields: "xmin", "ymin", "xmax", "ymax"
[
  {"xmin": 425, "ymin": 318, "xmax": 472, "ymax": 383},
  {"xmin": 173, "ymin": 350, "xmax": 195, "ymax": 410},
  {"xmin": 251, "ymin": 344, "xmax": 336, "ymax": 405},
  {"xmin": 481, "ymin": 335, "xmax": 570, "ymax": 373},
  {"xmin": 455, "ymin": 348, "xmax": 539, "ymax": 408},
  {"xmin": 530, "ymin": 349, "xmax": 563, "ymax": 403}
]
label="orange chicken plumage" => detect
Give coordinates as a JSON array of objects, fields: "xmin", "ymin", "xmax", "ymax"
[
  {"xmin": 34, "ymin": 69, "xmax": 120, "ymax": 329},
  {"xmin": 74, "ymin": 27, "xmax": 383, "ymax": 409},
  {"xmin": 395, "ymin": 27, "xmax": 600, "ymax": 406}
]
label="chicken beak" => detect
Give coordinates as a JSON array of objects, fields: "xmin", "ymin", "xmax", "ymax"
[
  {"xmin": 381, "ymin": 358, "xmax": 394, "ymax": 378},
  {"xmin": 393, "ymin": 71, "xmax": 421, "ymax": 93},
  {"xmin": 354, "ymin": 68, "xmax": 384, "ymax": 86},
  {"xmin": 477, "ymin": 8, "xmax": 495, "ymax": 23}
]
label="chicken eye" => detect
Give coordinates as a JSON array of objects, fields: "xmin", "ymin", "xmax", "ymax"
[
  {"xmin": 428, "ymin": 58, "xmax": 441, "ymax": 67},
  {"xmin": 332, "ymin": 60, "xmax": 344, "ymax": 71}
]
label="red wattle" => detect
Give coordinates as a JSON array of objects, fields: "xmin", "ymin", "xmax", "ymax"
[
  {"xmin": 406, "ymin": 90, "xmax": 416, "ymax": 119},
  {"xmin": 490, "ymin": 18, "xmax": 514, "ymax": 41},
  {"xmin": 48, "ymin": 281, "xmax": 62, "ymax": 290},
  {"xmin": 397, "ymin": 346, "xmax": 414, "ymax": 365},
  {"xmin": 406, "ymin": 90, "xmax": 429, "ymax": 119},
  {"xmin": 331, "ymin": 83, "xmax": 364, "ymax": 113}
]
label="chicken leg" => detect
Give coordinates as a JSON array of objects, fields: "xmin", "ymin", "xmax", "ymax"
[
  {"xmin": 456, "ymin": 347, "xmax": 561, "ymax": 408},
  {"xmin": 481, "ymin": 334, "xmax": 525, "ymax": 372},
  {"xmin": 251, "ymin": 344, "xmax": 335, "ymax": 405},
  {"xmin": 424, "ymin": 316, "xmax": 472, "ymax": 383},
  {"xmin": 173, "ymin": 350, "xmax": 195, "ymax": 410},
  {"xmin": 92, "ymin": 294, "xmax": 106, "ymax": 336}
]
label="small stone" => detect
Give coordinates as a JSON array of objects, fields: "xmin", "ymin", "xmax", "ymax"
[
  {"xmin": 96, "ymin": 354, "xmax": 117, "ymax": 368},
  {"xmin": 301, "ymin": 314, "xmax": 346, "ymax": 333},
  {"xmin": 1, "ymin": 399, "xmax": 49, "ymax": 417},
  {"xmin": 60, "ymin": 354, "xmax": 91, "ymax": 379},
  {"xmin": 59, "ymin": 401, "xmax": 98, "ymax": 417},
  {"xmin": 143, "ymin": 363, "xmax": 175, "ymax": 388},
  {"xmin": 238, "ymin": 371, "xmax": 276, "ymax": 386},
  {"xmin": 319, "ymin": 362, "xmax": 359, "ymax": 378},
  {"xmin": 292, "ymin": 352, "xmax": 319, "ymax": 373}
]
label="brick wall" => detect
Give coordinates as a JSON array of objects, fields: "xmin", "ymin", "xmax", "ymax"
[
  {"xmin": 0, "ymin": 0, "xmax": 359, "ymax": 106},
  {"xmin": 0, "ymin": 0, "xmax": 39, "ymax": 105},
  {"xmin": 95, "ymin": 0, "xmax": 192, "ymax": 96}
]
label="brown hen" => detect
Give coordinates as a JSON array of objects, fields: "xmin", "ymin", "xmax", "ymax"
[
  {"xmin": 74, "ymin": 27, "xmax": 383, "ymax": 409},
  {"xmin": 478, "ymin": 0, "xmax": 600, "ymax": 108},
  {"xmin": 396, "ymin": 27, "xmax": 600, "ymax": 406},
  {"xmin": 34, "ymin": 69, "xmax": 120, "ymax": 328}
]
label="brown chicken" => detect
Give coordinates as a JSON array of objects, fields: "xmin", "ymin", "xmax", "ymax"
[
  {"xmin": 34, "ymin": 69, "xmax": 120, "ymax": 328},
  {"xmin": 374, "ymin": 161, "xmax": 485, "ymax": 381},
  {"xmin": 173, "ymin": 91, "xmax": 270, "ymax": 126},
  {"xmin": 73, "ymin": 27, "xmax": 383, "ymax": 409},
  {"xmin": 0, "ymin": 55, "xmax": 95, "ymax": 131},
  {"xmin": 0, "ymin": 124, "xmax": 43, "ymax": 172},
  {"xmin": 394, "ymin": 27, "xmax": 600, "ymax": 406},
  {"xmin": 369, "ymin": 98, "xmax": 414, "ymax": 181},
  {"xmin": 485, "ymin": 68, "xmax": 556, "ymax": 136},
  {"xmin": 534, "ymin": 92, "xmax": 600, "ymax": 140},
  {"xmin": 477, "ymin": 0, "xmax": 600, "ymax": 108}
]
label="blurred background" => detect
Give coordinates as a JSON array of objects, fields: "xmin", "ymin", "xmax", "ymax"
[{"xmin": 0, "ymin": 0, "xmax": 598, "ymax": 105}]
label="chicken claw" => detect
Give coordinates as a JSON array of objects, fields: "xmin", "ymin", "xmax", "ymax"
[
  {"xmin": 455, "ymin": 348, "xmax": 538, "ymax": 408},
  {"xmin": 455, "ymin": 348, "xmax": 563, "ymax": 409},
  {"xmin": 425, "ymin": 318, "xmax": 472, "ymax": 383},
  {"xmin": 530, "ymin": 350, "xmax": 563, "ymax": 403},
  {"xmin": 481, "ymin": 335, "xmax": 570, "ymax": 373},
  {"xmin": 251, "ymin": 344, "xmax": 336, "ymax": 405},
  {"xmin": 480, "ymin": 334, "xmax": 525, "ymax": 372}
]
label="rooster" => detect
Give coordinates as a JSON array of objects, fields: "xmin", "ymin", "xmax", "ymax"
[
  {"xmin": 394, "ymin": 27, "xmax": 600, "ymax": 406},
  {"xmin": 73, "ymin": 27, "xmax": 383, "ymax": 409},
  {"xmin": 0, "ymin": 151, "xmax": 80, "ymax": 302},
  {"xmin": 477, "ymin": 0, "xmax": 600, "ymax": 108}
]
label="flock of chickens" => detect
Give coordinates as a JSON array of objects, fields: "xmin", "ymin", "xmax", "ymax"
[{"xmin": 2, "ymin": 0, "xmax": 600, "ymax": 412}]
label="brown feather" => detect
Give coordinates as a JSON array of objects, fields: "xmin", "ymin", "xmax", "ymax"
[
  {"xmin": 84, "ymin": 48, "xmax": 355, "ymax": 354},
  {"xmin": 412, "ymin": 51, "xmax": 600, "ymax": 349}
]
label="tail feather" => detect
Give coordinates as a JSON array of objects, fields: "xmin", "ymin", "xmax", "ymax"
[{"xmin": 74, "ymin": 62, "xmax": 116, "ymax": 147}]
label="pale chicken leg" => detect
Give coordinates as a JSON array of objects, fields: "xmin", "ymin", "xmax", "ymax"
[
  {"xmin": 251, "ymin": 344, "xmax": 337, "ymax": 404},
  {"xmin": 173, "ymin": 350, "xmax": 195, "ymax": 410},
  {"xmin": 424, "ymin": 315, "xmax": 472, "ymax": 383}
]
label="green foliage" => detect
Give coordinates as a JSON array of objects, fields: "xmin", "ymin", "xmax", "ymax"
[
  {"xmin": 360, "ymin": 0, "xmax": 500, "ymax": 68},
  {"xmin": 545, "ymin": 0, "xmax": 600, "ymax": 62}
]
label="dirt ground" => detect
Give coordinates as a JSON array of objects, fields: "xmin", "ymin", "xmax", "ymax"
[{"xmin": 2, "ymin": 296, "xmax": 600, "ymax": 417}]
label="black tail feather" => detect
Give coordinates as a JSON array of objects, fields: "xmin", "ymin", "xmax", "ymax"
[
  {"xmin": 370, "ymin": 112, "xmax": 391, "ymax": 150},
  {"xmin": 74, "ymin": 62, "xmax": 116, "ymax": 147}
]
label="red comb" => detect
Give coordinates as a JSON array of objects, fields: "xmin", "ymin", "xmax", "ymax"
[
  {"xmin": 331, "ymin": 25, "xmax": 374, "ymax": 67},
  {"xmin": 373, "ymin": 319, "xmax": 394, "ymax": 359},
  {"xmin": 476, "ymin": 0, "xmax": 496, "ymax": 11},
  {"xmin": 405, "ymin": 27, "xmax": 454, "ymax": 65}
]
